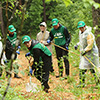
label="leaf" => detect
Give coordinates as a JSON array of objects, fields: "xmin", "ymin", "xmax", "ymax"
[
  {"xmin": 62, "ymin": 0, "xmax": 73, "ymax": 7},
  {"xmin": 93, "ymin": 3, "xmax": 100, "ymax": 9}
]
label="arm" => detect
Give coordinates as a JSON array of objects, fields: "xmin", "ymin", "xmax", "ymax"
[
  {"xmin": 41, "ymin": 32, "xmax": 50, "ymax": 46},
  {"xmin": 84, "ymin": 34, "xmax": 94, "ymax": 52},
  {"xmin": 48, "ymin": 31, "xmax": 54, "ymax": 41},
  {"xmin": 63, "ymin": 27, "xmax": 71, "ymax": 46},
  {"xmin": 5, "ymin": 39, "xmax": 15, "ymax": 52},
  {"xmin": 31, "ymin": 48, "xmax": 41, "ymax": 70}
]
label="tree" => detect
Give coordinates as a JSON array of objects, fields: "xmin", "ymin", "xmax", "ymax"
[
  {"xmin": 92, "ymin": 0, "xmax": 100, "ymax": 54},
  {"xmin": 0, "ymin": 2, "xmax": 5, "ymax": 38}
]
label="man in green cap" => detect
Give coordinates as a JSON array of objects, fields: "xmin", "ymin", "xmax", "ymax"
[
  {"xmin": 5, "ymin": 25, "xmax": 21, "ymax": 78},
  {"xmin": 74, "ymin": 21, "xmax": 100, "ymax": 87},
  {"xmin": 22, "ymin": 35, "xmax": 53, "ymax": 93},
  {"xmin": 47, "ymin": 18, "xmax": 71, "ymax": 78}
]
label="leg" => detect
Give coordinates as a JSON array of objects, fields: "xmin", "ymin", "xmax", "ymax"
[
  {"xmin": 41, "ymin": 71, "xmax": 50, "ymax": 93},
  {"xmin": 63, "ymin": 50, "xmax": 69, "ymax": 76},
  {"xmin": 49, "ymin": 56, "xmax": 54, "ymax": 73},
  {"xmin": 77, "ymin": 69, "xmax": 87, "ymax": 88},
  {"xmin": 55, "ymin": 46, "xmax": 63, "ymax": 77},
  {"xmin": 90, "ymin": 69, "xmax": 100, "ymax": 85}
]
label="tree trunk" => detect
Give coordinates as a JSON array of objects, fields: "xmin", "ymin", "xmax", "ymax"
[
  {"xmin": 43, "ymin": 0, "xmax": 46, "ymax": 22},
  {"xmin": 92, "ymin": 0, "xmax": 100, "ymax": 55},
  {"xmin": 0, "ymin": 2, "xmax": 5, "ymax": 38}
]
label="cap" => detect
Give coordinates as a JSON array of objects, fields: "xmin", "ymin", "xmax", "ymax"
[
  {"xmin": 77, "ymin": 21, "xmax": 85, "ymax": 28},
  {"xmin": 40, "ymin": 22, "xmax": 47, "ymax": 27},
  {"xmin": 52, "ymin": 18, "xmax": 59, "ymax": 26},
  {"xmin": 8, "ymin": 25, "xmax": 16, "ymax": 32},
  {"xmin": 22, "ymin": 35, "xmax": 31, "ymax": 44}
]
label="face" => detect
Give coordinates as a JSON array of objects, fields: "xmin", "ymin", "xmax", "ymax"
[
  {"xmin": 53, "ymin": 23, "xmax": 59, "ymax": 29},
  {"xmin": 79, "ymin": 26, "xmax": 86, "ymax": 32},
  {"xmin": 8, "ymin": 30, "xmax": 14, "ymax": 35},
  {"xmin": 40, "ymin": 25, "xmax": 45, "ymax": 32},
  {"xmin": 24, "ymin": 40, "xmax": 32, "ymax": 48}
]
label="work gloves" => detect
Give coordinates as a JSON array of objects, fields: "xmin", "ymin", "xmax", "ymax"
[
  {"xmin": 29, "ymin": 68, "xmax": 33, "ymax": 75},
  {"xmin": 47, "ymin": 39, "xmax": 51, "ymax": 44},
  {"xmin": 74, "ymin": 45, "xmax": 78, "ymax": 50},
  {"xmin": 81, "ymin": 50, "xmax": 86, "ymax": 56},
  {"xmin": 16, "ymin": 46, "xmax": 21, "ymax": 55},
  {"xmin": 25, "ymin": 52, "xmax": 31, "ymax": 57},
  {"xmin": 17, "ymin": 46, "xmax": 21, "ymax": 49},
  {"xmin": 16, "ymin": 51, "xmax": 20, "ymax": 54},
  {"xmin": 65, "ymin": 44, "xmax": 69, "ymax": 50}
]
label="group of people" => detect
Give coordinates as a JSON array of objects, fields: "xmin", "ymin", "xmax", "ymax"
[{"xmin": 0, "ymin": 18, "xmax": 100, "ymax": 93}]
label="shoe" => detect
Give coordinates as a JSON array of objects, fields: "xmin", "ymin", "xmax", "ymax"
[
  {"xmin": 77, "ymin": 83, "xmax": 85, "ymax": 88},
  {"xmin": 63, "ymin": 75, "xmax": 68, "ymax": 79},
  {"xmin": 14, "ymin": 74, "xmax": 21, "ymax": 78},
  {"xmin": 43, "ymin": 88, "xmax": 49, "ymax": 93}
]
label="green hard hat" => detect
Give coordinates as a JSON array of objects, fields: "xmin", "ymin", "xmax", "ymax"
[
  {"xmin": 8, "ymin": 25, "xmax": 16, "ymax": 32},
  {"xmin": 77, "ymin": 21, "xmax": 85, "ymax": 28},
  {"xmin": 52, "ymin": 18, "xmax": 59, "ymax": 26},
  {"xmin": 22, "ymin": 35, "xmax": 31, "ymax": 43}
]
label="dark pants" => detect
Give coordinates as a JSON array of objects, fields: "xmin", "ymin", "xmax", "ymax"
[
  {"xmin": 55, "ymin": 45, "xmax": 69, "ymax": 76},
  {"xmin": 33, "ymin": 55, "xmax": 52, "ymax": 89},
  {"xmin": 79, "ymin": 69, "xmax": 96, "ymax": 84}
]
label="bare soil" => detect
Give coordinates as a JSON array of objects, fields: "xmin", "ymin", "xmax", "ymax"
[{"xmin": 9, "ymin": 51, "xmax": 100, "ymax": 100}]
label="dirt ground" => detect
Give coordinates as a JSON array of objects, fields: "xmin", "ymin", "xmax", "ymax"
[{"xmin": 9, "ymin": 51, "xmax": 100, "ymax": 100}]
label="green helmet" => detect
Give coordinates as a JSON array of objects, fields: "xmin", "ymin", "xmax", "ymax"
[
  {"xmin": 8, "ymin": 25, "xmax": 16, "ymax": 32},
  {"xmin": 77, "ymin": 21, "xmax": 85, "ymax": 28},
  {"xmin": 22, "ymin": 35, "xmax": 31, "ymax": 43}
]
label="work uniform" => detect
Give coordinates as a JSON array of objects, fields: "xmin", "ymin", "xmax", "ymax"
[
  {"xmin": 49, "ymin": 24, "xmax": 70, "ymax": 76},
  {"xmin": 28, "ymin": 39, "xmax": 52, "ymax": 89},
  {"xmin": 78, "ymin": 26, "xmax": 100, "ymax": 84},
  {"xmin": 5, "ymin": 32, "xmax": 20, "ymax": 77}
]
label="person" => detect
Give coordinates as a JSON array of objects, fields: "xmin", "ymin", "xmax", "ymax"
[
  {"xmin": 36, "ymin": 22, "xmax": 54, "ymax": 72},
  {"xmin": 0, "ymin": 36, "xmax": 7, "ymax": 77},
  {"xmin": 74, "ymin": 21, "xmax": 100, "ymax": 87},
  {"xmin": 5, "ymin": 25, "xmax": 21, "ymax": 78},
  {"xmin": 22, "ymin": 35, "xmax": 53, "ymax": 93},
  {"xmin": 37, "ymin": 22, "xmax": 52, "ymax": 53},
  {"xmin": 47, "ymin": 18, "xmax": 71, "ymax": 78}
]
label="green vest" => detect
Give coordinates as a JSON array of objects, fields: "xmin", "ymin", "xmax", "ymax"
[
  {"xmin": 7, "ymin": 32, "xmax": 17, "ymax": 48},
  {"xmin": 30, "ymin": 43, "xmax": 52, "ymax": 56},
  {"xmin": 51, "ymin": 25, "xmax": 66, "ymax": 46}
]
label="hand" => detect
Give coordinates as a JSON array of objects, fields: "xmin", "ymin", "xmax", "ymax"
[
  {"xmin": 47, "ymin": 39, "xmax": 51, "ymax": 44},
  {"xmin": 81, "ymin": 50, "xmax": 86, "ymax": 56},
  {"xmin": 25, "ymin": 52, "xmax": 31, "ymax": 57},
  {"xmin": 16, "ymin": 51, "xmax": 20, "ymax": 55},
  {"xmin": 65, "ymin": 44, "xmax": 69, "ymax": 50},
  {"xmin": 74, "ymin": 45, "xmax": 78, "ymax": 50},
  {"xmin": 4, "ymin": 60, "xmax": 8, "ymax": 64},
  {"xmin": 29, "ymin": 69, "xmax": 33, "ymax": 75},
  {"xmin": 17, "ymin": 46, "xmax": 21, "ymax": 49},
  {"xmin": 66, "ymin": 46, "xmax": 68, "ymax": 50}
]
